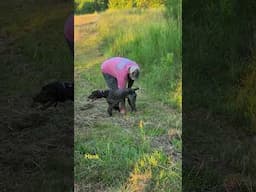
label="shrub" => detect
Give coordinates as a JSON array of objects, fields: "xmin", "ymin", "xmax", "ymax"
[
  {"xmin": 108, "ymin": 0, "xmax": 165, "ymax": 9},
  {"xmin": 75, "ymin": 0, "xmax": 108, "ymax": 14}
]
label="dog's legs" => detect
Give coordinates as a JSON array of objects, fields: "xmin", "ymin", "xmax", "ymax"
[
  {"xmin": 127, "ymin": 98, "xmax": 136, "ymax": 112},
  {"xmin": 107, "ymin": 100, "xmax": 121, "ymax": 116},
  {"xmin": 127, "ymin": 93, "xmax": 137, "ymax": 112},
  {"xmin": 113, "ymin": 104, "xmax": 120, "ymax": 111},
  {"xmin": 107, "ymin": 105, "xmax": 113, "ymax": 116}
]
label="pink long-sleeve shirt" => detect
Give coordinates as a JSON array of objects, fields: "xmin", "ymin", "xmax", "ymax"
[{"xmin": 101, "ymin": 57, "xmax": 139, "ymax": 89}]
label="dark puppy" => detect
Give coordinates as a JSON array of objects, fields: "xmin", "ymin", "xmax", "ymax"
[
  {"xmin": 106, "ymin": 88, "xmax": 139, "ymax": 116},
  {"xmin": 127, "ymin": 91, "xmax": 137, "ymax": 112},
  {"xmin": 87, "ymin": 89, "xmax": 120, "ymax": 111},
  {"xmin": 88, "ymin": 88, "xmax": 139, "ymax": 116},
  {"xmin": 32, "ymin": 81, "xmax": 74, "ymax": 110}
]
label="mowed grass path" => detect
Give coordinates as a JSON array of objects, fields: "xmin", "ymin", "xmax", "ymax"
[{"xmin": 74, "ymin": 12, "xmax": 181, "ymax": 192}]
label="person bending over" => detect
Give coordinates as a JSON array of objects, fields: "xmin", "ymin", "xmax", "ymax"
[{"xmin": 101, "ymin": 57, "xmax": 140, "ymax": 114}]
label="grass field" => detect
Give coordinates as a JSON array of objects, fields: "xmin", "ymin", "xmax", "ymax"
[{"xmin": 74, "ymin": 8, "xmax": 182, "ymax": 192}]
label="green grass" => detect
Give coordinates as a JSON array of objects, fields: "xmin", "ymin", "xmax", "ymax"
[
  {"xmin": 75, "ymin": 6, "xmax": 182, "ymax": 191},
  {"xmin": 75, "ymin": 102, "xmax": 181, "ymax": 191}
]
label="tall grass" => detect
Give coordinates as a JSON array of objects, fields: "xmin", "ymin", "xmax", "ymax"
[
  {"xmin": 0, "ymin": 1, "xmax": 73, "ymax": 94},
  {"xmin": 97, "ymin": 8, "xmax": 182, "ymax": 109},
  {"xmin": 183, "ymin": 0, "xmax": 255, "ymax": 117},
  {"xmin": 182, "ymin": 0, "xmax": 256, "ymax": 190}
]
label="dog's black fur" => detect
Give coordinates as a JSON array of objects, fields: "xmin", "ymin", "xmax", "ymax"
[
  {"xmin": 87, "ymin": 89, "xmax": 120, "ymax": 111},
  {"xmin": 88, "ymin": 88, "xmax": 139, "ymax": 116},
  {"xmin": 87, "ymin": 89, "xmax": 110, "ymax": 101},
  {"xmin": 106, "ymin": 88, "xmax": 139, "ymax": 116},
  {"xmin": 127, "ymin": 90, "xmax": 137, "ymax": 113},
  {"xmin": 32, "ymin": 81, "xmax": 74, "ymax": 110}
]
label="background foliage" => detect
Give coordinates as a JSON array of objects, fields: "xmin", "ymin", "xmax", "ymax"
[
  {"xmin": 183, "ymin": 0, "xmax": 256, "ymax": 190},
  {"xmin": 75, "ymin": 0, "xmax": 166, "ymax": 14},
  {"xmin": 75, "ymin": 0, "xmax": 109, "ymax": 14},
  {"xmin": 183, "ymin": 0, "xmax": 256, "ymax": 124}
]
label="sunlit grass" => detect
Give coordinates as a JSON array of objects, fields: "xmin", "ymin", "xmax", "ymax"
[
  {"xmin": 112, "ymin": 151, "xmax": 181, "ymax": 192},
  {"xmin": 75, "ymin": 110, "xmax": 182, "ymax": 191}
]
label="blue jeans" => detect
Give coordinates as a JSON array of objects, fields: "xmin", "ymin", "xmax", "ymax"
[{"xmin": 102, "ymin": 73, "xmax": 118, "ymax": 90}]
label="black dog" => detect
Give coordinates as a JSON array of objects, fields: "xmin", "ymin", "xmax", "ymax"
[
  {"xmin": 106, "ymin": 88, "xmax": 139, "ymax": 116},
  {"xmin": 88, "ymin": 88, "xmax": 139, "ymax": 116},
  {"xmin": 87, "ymin": 89, "xmax": 120, "ymax": 111},
  {"xmin": 32, "ymin": 81, "xmax": 74, "ymax": 110}
]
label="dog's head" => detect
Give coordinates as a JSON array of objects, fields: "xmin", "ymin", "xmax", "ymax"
[{"xmin": 87, "ymin": 90, "xmax": 109, "ymax": 101}]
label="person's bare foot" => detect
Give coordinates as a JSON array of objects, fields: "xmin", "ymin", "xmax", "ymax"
[{"xmin": 120, "ymin": 108, "xmax": 126, "ymax": 115}]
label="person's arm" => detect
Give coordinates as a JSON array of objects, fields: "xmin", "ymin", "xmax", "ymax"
[{"xmin": 127, "ymin": 76, "xmax": 134, "ymax": 88}]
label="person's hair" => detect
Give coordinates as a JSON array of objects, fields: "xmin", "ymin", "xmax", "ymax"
[
  {"xmin": 129, "ymin": 66, "xmax": 140, "ymax": 80},
  {"xmin": 131, "ymin": 69, "xmax": 139, "ymax": 79}
]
